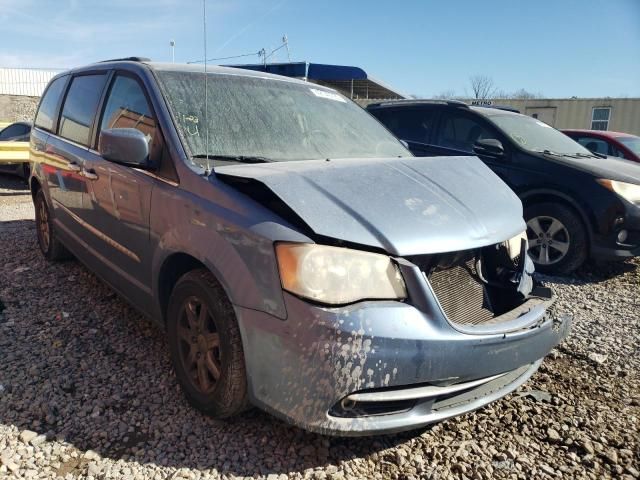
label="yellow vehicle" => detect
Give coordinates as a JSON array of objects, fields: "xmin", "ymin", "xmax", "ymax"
[{"xmin": 0, "ymin": 121, "xmax": 31, "ymax": 179}]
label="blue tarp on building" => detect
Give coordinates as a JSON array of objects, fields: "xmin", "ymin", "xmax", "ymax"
[{"xmin": 226, "ymin": 61, "xmax": 404, "ymax": 100}]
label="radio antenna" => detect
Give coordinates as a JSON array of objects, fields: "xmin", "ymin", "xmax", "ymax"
[{"xmin": 202, "ymin": 0, "xmax": 211, "ymax": 175}]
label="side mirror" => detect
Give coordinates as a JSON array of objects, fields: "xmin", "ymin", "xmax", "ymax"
[
  {"xmin": 99, "ymin": 128, "xmax": 150, "ymax": 167},
  {"xmin": 473, "ymin": 138, "xmax": 505, "ymax": 158}
]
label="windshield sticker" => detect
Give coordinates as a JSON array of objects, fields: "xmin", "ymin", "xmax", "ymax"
[
  {"xmin": 181, "ymin": 113, "xmax": 200, "ymax": 136},
  {"xmin": 511, "ymin": 134, "xmax": 527, "ymax": 145},
  {"xmin": 310, "ymin": 88, "xmax": 347, "ymax": 103},
  {"xmin": 535, "ymin": 120, "xmax": 552, "ymax": 128}
]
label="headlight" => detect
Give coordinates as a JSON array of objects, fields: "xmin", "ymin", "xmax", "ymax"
[
  {"xmin": 597, "ymin": 179, "xmax": 640, "ymax": 204},
  {"xmin": 504, "ymin": 231, "xmax": 528, "ymax": 260},
  {"xmin": 275, "ymin": 243, "xmax": 407, "ymax": 305}
]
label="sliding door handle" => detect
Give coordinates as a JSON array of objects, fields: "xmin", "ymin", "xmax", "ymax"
[{"xmin": 81, "ymin": 168, "xmax": 98, "ymax": 180}]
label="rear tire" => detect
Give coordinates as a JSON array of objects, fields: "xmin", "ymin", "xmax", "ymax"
[
  {"xmin": 34, "ymin": 189, "xmax": 71, "ymax": 261},
  {"xmin": 524, "ymin": 202, "xmax": 588, "ymax": 275},
  {"xmin": 167, "ymin": 269, "xmax": 249, "ymax": 418}
]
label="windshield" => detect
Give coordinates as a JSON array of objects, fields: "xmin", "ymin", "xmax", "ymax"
[
  {"xmin": 155, "ymin": 70, "xmax": 409, "ymax": 166},
  {"xmin": 619, "ymin": 136, "xmax": 640, "ymax": 156},
  {"xmin": 488, "ymin": 114, "xmax": 592, "ymax": 155}
]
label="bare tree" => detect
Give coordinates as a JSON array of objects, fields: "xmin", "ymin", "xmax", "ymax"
[
  {"xmin": 469, "ymin": 75, "xmax": 497, "ymax": 100},
  {"xmin": 492, "ymin": 88, "xmax": 545, "ymax": 100},
  {"xmin": 433, "ymin": 89, "xmax": 457, "ymax": 100},
  {"xmin": 507, "ymin": 88, "xmax": 543, "ymax": 100}
]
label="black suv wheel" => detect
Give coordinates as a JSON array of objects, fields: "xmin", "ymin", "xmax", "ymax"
[{"xmin": 524, "ymin": 202, "xmax": 588, "ymax": 274}]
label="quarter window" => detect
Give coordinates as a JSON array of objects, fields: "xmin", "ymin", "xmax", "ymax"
[
  {"xmin": 34, "ymin": 75, "xmax": 67, "ymax": 132},
  {"xmin": 591, "ymin": 107, "xmax": 611, "ymax": 131},
  {"xmin": 59, "ymin": 74, "xmax": 108, "ymax": 146}
]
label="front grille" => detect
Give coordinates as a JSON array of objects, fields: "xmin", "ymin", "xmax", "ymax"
[{"xmin": 428, "ymin": 255, "xmax": 495, "ymax": 326}]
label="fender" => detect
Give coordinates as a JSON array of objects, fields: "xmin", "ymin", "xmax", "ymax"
[
  {"xmin": 519, "ymin": 187, "xmax": 596, "ymax": 239},
  {"xmin": 149, "ymin": 180, "xmax": 313, "ymax": 322},
  {"xmin": 151, "ymin": 223, "xmax": 283, "ymax": 320}
]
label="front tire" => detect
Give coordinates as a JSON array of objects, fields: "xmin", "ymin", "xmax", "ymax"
[
  {"xmin": 167, "ymin": 269, "xmax": 249, "ymax": 418},
  {"xmin": 34, "ymin": 189, "xmax": 71, "ymax": 261},
  {"xmin": 524, "ymin": 202, "xmax": 588, "ymax": 275}
]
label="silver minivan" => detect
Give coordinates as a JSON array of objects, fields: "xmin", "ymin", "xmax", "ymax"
[{"xmin": 29, "ymin": 59, "xmax": 570, "ymax": 435}]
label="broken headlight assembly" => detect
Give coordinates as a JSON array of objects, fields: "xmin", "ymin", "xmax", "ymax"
[
  {"xmin": 275, "ymin": 243, "xmax": 407, "ymax": 305},
  {"xmin": 503, "ymin": 230, "xmax": 528, "ymax": 261}
]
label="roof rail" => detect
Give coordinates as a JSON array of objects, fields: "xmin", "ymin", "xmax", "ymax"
[
  {"xmin": 366, "ymin": 99, "xmax": 469, "ymax": 109},
  {"xmin": 98, "ymin": 57, "xmax": 151, "ymax": 63},
  {"xmin": 468, "ymin": 101, "xmax": 520, "ymax": 113},
  {"xmin": 487, "ymin": 105, "xmax": 520, "ymax": 113}
]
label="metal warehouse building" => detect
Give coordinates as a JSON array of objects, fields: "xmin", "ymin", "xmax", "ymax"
[
  {"xmin": 230, "ymin": 63, "xmax": 640, "ymax": 136},
  {"xmin": 0, "ymin": 67, "xmax": 61, "ymax": 96},
  {"xmin": 484, "ymin": 97, "xmax": 640, "ymax": 136},
  {"xmin": 0, "ymin": 67, "xmax": 62, "ymax": 122}
]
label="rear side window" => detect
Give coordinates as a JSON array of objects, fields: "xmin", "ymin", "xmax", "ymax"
[
  {"xmin": 59, "ymin": 74, "xmax": 108, "ymax": 146},
  {"xmin": 373, "ymin": 108, "xmax": 436, "ymax": 144},
  {"xmin": 34, "ymin": 76, "xmax": 67, "ymax": 132}
]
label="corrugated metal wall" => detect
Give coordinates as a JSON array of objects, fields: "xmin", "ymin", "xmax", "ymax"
[
  {"xmin": 0, "ymin": 68, "xmax": 61, "ymax": 97},
  {"xmin": 493, "ymin": 98, "xmax": 640, "ymax": 135}
]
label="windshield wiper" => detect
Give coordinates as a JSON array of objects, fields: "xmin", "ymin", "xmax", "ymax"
[
  {"xmin": 534, "ymin": 149, "xmax": 584, "ymax": 159},
  {"xmin": 191, "ymin": 154, "xmax": 273, "ymax": 164},
  {"xmin": 534, "ymin": 149, "xmax": 564, "ymax": 157},
  {"xmin": 575, "ymin": 152, "xmax": 607, "ymax": 159}
]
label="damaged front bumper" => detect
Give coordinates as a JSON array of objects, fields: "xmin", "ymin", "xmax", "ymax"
[{"xmin": 235, "ymin": 287, "xmax": 571, "ymax": 436}]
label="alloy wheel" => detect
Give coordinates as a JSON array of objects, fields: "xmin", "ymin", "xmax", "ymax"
[
  {"xmin": 37, "ymin": 199, "xmax": 50, "ymax": 252},
  {"xmin": 526, "ymin": 215, "xmax": 571, "ymax": 265},
  {"xmin": 177, "ymin": 296, "xmax": 222, "ymax": 394}
]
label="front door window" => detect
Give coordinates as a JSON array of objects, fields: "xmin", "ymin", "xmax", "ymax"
[{"xmin": 436, "ymin": 112, "xmax": 494, "ymax": 153}]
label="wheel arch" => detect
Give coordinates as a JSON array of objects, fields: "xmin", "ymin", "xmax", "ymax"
[
  {"xmin": 519, "ymin": 189, "xmax": 594, "ymax": 243},
  {"xmin": 155, "ymin": 246, "xmax": 272, "ymax": 327},
  {"xmin": 29, "ymin": 175, "xmax": 42, "ymax": 200},
  {"xmin": 157, "ymin": 252, "xmax": 213, "ymax": 326}
]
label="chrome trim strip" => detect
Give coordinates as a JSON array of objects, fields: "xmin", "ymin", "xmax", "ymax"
[
  {"xmin": 52, "ymin": 134, "xmax": 91, "ymax": 151},
  {"xmin": 345, "ymin": 371, "xmax": 510, "ymax": 403},
  {"xmin": 133, "ymin": 167, "xmax": 179, "ymax": 186},
  {"xmin": 52, "ymin": 199, "xmax": 141, "ymax": 263}
]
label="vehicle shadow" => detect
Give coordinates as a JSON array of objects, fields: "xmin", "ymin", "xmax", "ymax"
[
  {"xmin": 0, "ymin": 173, "xmax": 29, "ymax": 190},
  {"xmin": 0, "ymin": 219, "xmax": 428, "ymax": 478}
]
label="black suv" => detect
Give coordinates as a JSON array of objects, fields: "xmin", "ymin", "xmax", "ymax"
[{"xmin": 367, "ymin": 100, "xmax": 640, "ymax": 274}]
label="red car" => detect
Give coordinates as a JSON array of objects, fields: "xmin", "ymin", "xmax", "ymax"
[{"xmin": 563, "ymin": 129, "xmax": 640, "ymax": 163}]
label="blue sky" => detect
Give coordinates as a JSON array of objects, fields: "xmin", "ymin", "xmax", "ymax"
[{"xmin": 1, "ymin": 0, "xmax": 639, "ymax": 98}]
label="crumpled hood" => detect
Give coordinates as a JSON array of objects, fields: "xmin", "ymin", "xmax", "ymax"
[{"xmin": 216, "ymin": 156, "xmax": 525, "ymax": 256}]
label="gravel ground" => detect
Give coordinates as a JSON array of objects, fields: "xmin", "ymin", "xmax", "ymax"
[{"xmin": 0, "ymin": 173, "xmax": 638, "ymax": 480}]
